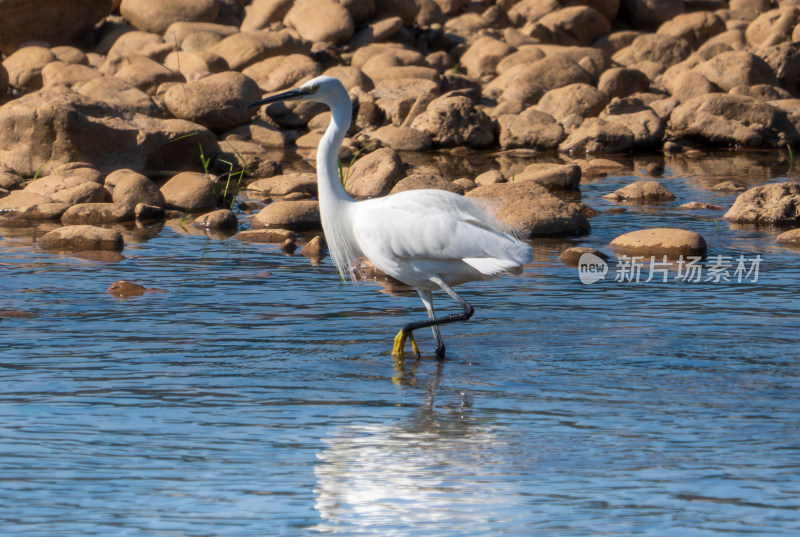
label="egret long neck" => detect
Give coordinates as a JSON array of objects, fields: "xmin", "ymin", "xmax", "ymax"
[
  {"xmin": 316, "ymin": 87, "xmax": 360, "ymax": 280},
  {"xmin": 317, "ymin": 91, "xmax": 353, "ymax": 205}
]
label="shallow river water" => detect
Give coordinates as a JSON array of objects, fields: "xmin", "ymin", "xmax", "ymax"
[{"xmin": 1, "ymin": 150, "xmax": 799, "ymax": 536}]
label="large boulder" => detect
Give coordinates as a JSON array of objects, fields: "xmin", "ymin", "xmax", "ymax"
[
  {"xmin": 466, "ymin": 181, "xmax": 590, "ymax": 237},
  {"xmin": 669, "ymin": 93, "xmax": 799, "ymax": 147},
  {"xmin": 610, "ymin": 227, "xmax": 707, "ymax": 257},
  {"xmin": 120, "ymin": 0, "xmax": 220, "ymax": 34},
  {"xmin": 38, "ymin": 225, "xmax": 124, "ymax": 252},
  {"xmin": 252, "ymin": 200, "xmax": 321, "ymax": 230},
  {"xmin": 724, "ymin": 182, "xmax": 800, "ymax": 225},
  {"xmin": 410, "ymin": 94, "xmax": 494, "ymax": 148},
  {"xmin": 694, "ymin": 51, "xmax": 778, "ymax": 92},
  {"xmin": 0, "ymin": 0, "xmax": 116, "ymax": 55},
  {"xmin": 345, "ymin": 147, "xmax": 406, "ymax": 198},
  {"xmin": 283, "ymin": 0, "xmax": 355, "ymax": 45},
  {"xmin": 163, "ymin": 71, "xmax": 262, "ymax": 133},
  {"xmin": 160, "ymin": 172, "xmax": 218, "ymax": 212},
  {"xmin": 0, "ymin": 88, "xmax": 219, "ymax": 176}
]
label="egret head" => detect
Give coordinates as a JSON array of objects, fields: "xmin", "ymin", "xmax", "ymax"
[{"xmin": 248, "ymin": 75, "xmax": 345, "ymax": 109}]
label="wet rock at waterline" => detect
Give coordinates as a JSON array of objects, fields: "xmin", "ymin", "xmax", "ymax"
[
  {"xmin": 724, "ymin": 183, "xmax": 800, "ymax": 225},
  {"xmin": 38, "ymin": 225, "xmax": 124, "ymax": 252},
  {"xmin": 610, "ymin": 228, "xmax": 707, "ymax": 258},
  {"xmin": 160, "ymin": 172, "xmax": 219, "ymax": 213},
  {"xmin": 110, "ymin": 171, "xmax": 166, "ymax": 208},
  {"xmin": 192, "ymin": 209, "xmax": 238, "ymax": 230},
  {"xmin": 61, "ymin": 203, "xmax": 136, "ymax": 225},
  {"xmin": 252, "ymin": 200, "xmax": 321, "ymax": 231},
  {"xmin": 234, "ymin": 229, "xmax": 297, "ymax": 244},
  {"xmin": 776, "ymin": 228, "xmax": 800, "ymax": 246},
  {"xmin": 559, "ymin": 247, "xmax": 609, "ymax": 267},
  {"xmin": 345, "ymin": 147, "xmax": 406, "ymax": 198},
  {"xmin": 301, "ymin": 235, "xmax": 326, "ymax": 261},
  {"xmin": 603, "ymin": 181, "xmax": 676, "ymax": 202},
  {"xmin": 107, "ymin": 280, "xmax": 147, "ymax": 298}
]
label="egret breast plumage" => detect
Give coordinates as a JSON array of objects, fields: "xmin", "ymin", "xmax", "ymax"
[{"xmin": 250, "ymin": 75, "xmax": 532, "ymax": 357}]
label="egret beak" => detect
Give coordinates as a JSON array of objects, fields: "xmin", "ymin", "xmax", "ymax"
[{"xmin": 248, "ymin": 87, "xmax": 311, "ymax": 109}]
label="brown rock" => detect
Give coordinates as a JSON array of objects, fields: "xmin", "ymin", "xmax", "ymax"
[
  {"xmin": 678, "ymin": 201, "xmax": 724, "ymax": 210},
  {"xmin": 410, "ymin": 95, "xmax": 494, "ymax": 149},
  {"xmin": 41, "ymin": 62, "xmax": 102, "ymax": 89},
  {"xmin": 284, "ymin": 0, "xmax": 354, "ymax": 44},
  {"xmin": 107, "ymin": 280, "xmax": 146, "ymax": 297},
  {"xmin": 113, "ymin": 54, "xmax": 183, "ymax": 95},
  {"xmin": 0, "ymin": 88, "xmax": 220, "ymax": 177},
  {"xmin": 459, "ymin": 36, "xmax": 513, "ymax": 79},
  {"xmin": 537, "ymin": 83, "xmax": 607, "ymax": 122},
  {"xmin": 610, "ymin": 227, "xmax": 706, "ymax": 257},
  {"xmin": 603, "ymin": 180, "xmax": 675, "ymax": 202},
  {"xmin": 248, "ymin": 173, "xmax": 317, "ymax": 197},
  {"xmin": 374, "ymin": 0, "xmax": 418, "ymax": 26},
  {"xmin": 160, "ymin": 172, "xmax": 218, "ymax": 212},
  {"xmin": 484, "ymin": 55, "xmax": 593, "ymax": 99},
  {"xmin": 507, "ymin": 0, "xmax": 560, "ymax": 26},
  {"xmin": 601, "ymin": 101, "xmax": 665, "ymax": 150},
  {"xmin": 466, "ymin": 181, "xmax": 590, "ymax": 237},
  {"xmin": 694, "ymin": 51, "xmax": 778, "ymax": 92},
  {"xmin": 111, "ymin": 171, "xmax": 166, "ymax": 208},
  {"xmin": 241, "ymin": 0, "xmax": 293, "ymax": 31},
  {"xmin": 711, "ymin": 181, "xmax": 746, "ymax": 192},
  {"xmin": 517, "ymin": 163, "xmax": 581, "ymax": 190},
  {"xmin": 38, "ymin": 225, "xmax": 124, "ymax": 252},
  {"xmin": 670, "ymin": 71, "xmax": 717, "ymax": 103},
  {"xmin": 50, "ymin": 182, "xmax": 108, "ymax": 206},
  {"xmin": 539, "ymin": 6, "xmax": 612, "ymax": 46},
  {"xmin": 135, "ymin": 203, "xmax": 166, "ymax": 221},
  {"xmin": 623, "ymin": 34, "xmax": 692, "ymax": 68},
  {"xmin": 370, "ymin": 126, "xmax": 432, "ymax": 151},
  {"xmin": 120, "ymin": 0, "xmax": 219, "ymax": 34},
  {"xmin": 559, "ymin": 246, "xmax": 609, "ymax": 267},
  {"xmin": 669, "ymin": 93, "xmax": 798, "ymax": 148},
  {"xmin": 757, "ymin": 43, "xmax": 800, "ymax": 97},
  {"xmin": 776, "ymin": 228, "xmax": 800, "ymax": 245},
  {"xmin": 745, "ymin": 7, "xmax": 800, "ymax": 49},
  {"xmin": 657, "ymin": 11, "xmax": 726, "ymax": 49},
  {"xmin": 498, "ymin": 108, "xmax": 565, "ymax": 150},
  {"xmin": 60, "ymin": 203, "xmax": 135, "ymax": 224},
  {"xmin": 301, "ymin": 235, "xmax": 326, "ymax": 259},
  {"xmin": 559, "ymin": 118, "xmax": 635, "ymax": 153},
  {"xmin": 370, "ymin": 78, "xmax": 438, "ymax": 126},
  {"xmin": 390, "ymin": 173, "xmax": 463, "ymax": 195},
  {"xmin": 2, "ymin": 46, "xmax": 55, "ymax": 90},
  {"xmin": 350, "ymin": 17, "xmax": 404, "ymax": 49},
  {"xmin": 474, "ymin": 170, "xmax": 504, "ymax": 186},
  {"xmin": 209, "ymin": 30, "xmax": 294, "ymax": 71},
  {"xmin": 76, "ymin": 77, "xmax": 161, "ymax": 116},
  {"xmin": 243, "ymin": 54, "xmax": 321, "ymax": 94},
  {"xmin": 0, "ymin": 0, "xmax": 115, "ymax": 55},
  {"xmin": 193, "ymin": 209, "xmax": 238, "ymax": 229},
  {"xmin": 252, "ymin": 200, "xmax": 321, "ymax": 230},
  {"xmin": 234, "ymin": 228, "xmax": 296, "ymax": 243},
  {"xmin": 164, "ymin": 72, "xmax": 261, "ymax": 133},
  {"xmin": 345, "ymin": 148, "xmax": 406, "ymax": 198},
  {"xmin": 723, "ymin": 182, "xmax": 800, "ymax": 225},
  {"xmin": 597, "ymin": 68, "xmax": 650, "ymax": 99}
]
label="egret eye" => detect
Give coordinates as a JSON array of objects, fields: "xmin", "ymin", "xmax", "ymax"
[{"xmin": 307, "ymin": 84, "xmax": 321, "ymax": 94}]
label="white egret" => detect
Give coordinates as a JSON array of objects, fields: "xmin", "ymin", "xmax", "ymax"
[{"xmin": 250, "ymin": 76, "xmax": 532, "ymax": 357}]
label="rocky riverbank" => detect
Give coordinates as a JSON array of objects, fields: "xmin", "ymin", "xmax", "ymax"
[{"xmin": 1, "ymin": 0, "xmax": 799, "ymax": 263}]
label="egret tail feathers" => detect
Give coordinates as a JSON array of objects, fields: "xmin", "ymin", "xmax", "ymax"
[{"xmin": 463, "ymin": 257, "xmax": 523, "ymax": 276}]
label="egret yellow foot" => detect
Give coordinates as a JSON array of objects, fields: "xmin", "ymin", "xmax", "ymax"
[{"xmin": 392, "ymin": 329, "xmax": 420, "ymax": 357}]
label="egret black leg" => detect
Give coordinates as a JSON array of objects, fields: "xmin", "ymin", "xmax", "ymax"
[{"xmin": 391, "ymin": 277, "xmax": 474, "ymax": 358}]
